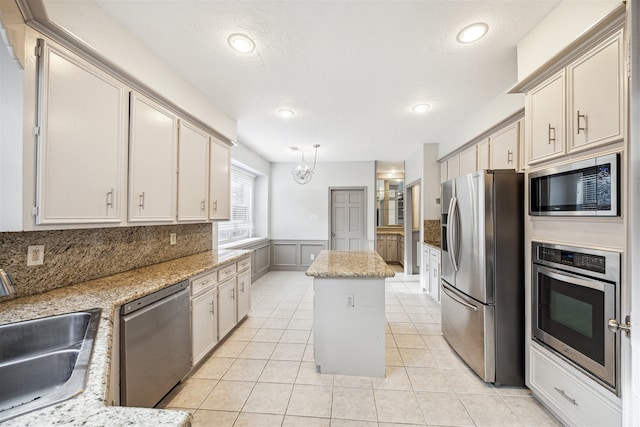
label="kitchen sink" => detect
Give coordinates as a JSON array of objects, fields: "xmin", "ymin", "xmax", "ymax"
[{"xmin": 0, "ymin": 308, "xmax": 101, "ymax": 422}]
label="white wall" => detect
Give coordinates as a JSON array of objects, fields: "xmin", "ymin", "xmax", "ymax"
[
  {"xmin": 422, "ymin": 144, "xmax": 440, "ymax": 221},
  {"xmin": 270, "ymin": 161, "xmax": 375, "ymax": 244},
  {"xmin": 43, "ymin": 0, "xmax": 237, "ymax": 141},
  {"xmin": 517, "ymin": 0, "xmax": 622, "ymax": 81},
  {"xmin": 438, "ymin": 90, "xmax": 524, "ymax": 158}
]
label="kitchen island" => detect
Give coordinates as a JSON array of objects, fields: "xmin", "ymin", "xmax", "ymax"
[{"xmin": 306, "ymin": 250, "xmax": 394, "ymax": 378}]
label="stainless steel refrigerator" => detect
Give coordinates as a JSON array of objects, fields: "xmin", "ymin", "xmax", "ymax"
[{"xmin": 440, "ymin": 170, "xmax": 524, "ymax": 386}]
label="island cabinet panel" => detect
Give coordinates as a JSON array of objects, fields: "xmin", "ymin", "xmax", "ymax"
[
  {"xmin": 35, "ymin": 39, "xmax": 128, "ymax": 224},
  {"xmin": 177, "ymin": 120, "xmax": 209, "ymax": 221},
  {"xmin": 567, "ymin": 29, "xmax": 624, "ymax": 152},
  {"xmin": 209, "ymin": 137, "xmax": 231, "ymax": 220},
  {"xmin": 128, "ymin": 93, "xmax": 177, "ymax": 222},
  {"xmin": 527, "ymin": 71, "xmax": 565, "ymax": 165},
  {"xmin": 313, "ymin": 277, "xmax": 386, "ymax": 377}
]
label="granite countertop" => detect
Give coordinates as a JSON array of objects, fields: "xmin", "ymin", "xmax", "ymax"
[
  {"xmin": 0, "ymin": 249, "xmax": 251, "ymax": 427},
  {"xmin": 305, "ymin": 250, "xmax": 395, "ymax": 278}
]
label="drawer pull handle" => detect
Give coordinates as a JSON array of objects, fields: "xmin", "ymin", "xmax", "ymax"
[
  {"xmin": 554, "ymin": 387, "xmax": 577, "ymax": 405},
  {"xmin": 548, "ymin": 124, "xmax": 556, "ymax": 144},
  {"xmin": 577, "ymin": 110, "xmax": 586, "ymax": 134}
]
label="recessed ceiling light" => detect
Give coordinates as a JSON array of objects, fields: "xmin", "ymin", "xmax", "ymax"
[
  {"xmin": 278, "ymin": 109, "xmax": 295, "ymax": 118},
  {"xmin": 411, "ymin": 103, "xmax": 431, "ymax": 113},
  {"xmin": 457, "ymin": 22, "xmax": 489, "ymax": 44},
  {"xmin": 228, "ymin": 33, "xmax": 255, "ymax": 53}
]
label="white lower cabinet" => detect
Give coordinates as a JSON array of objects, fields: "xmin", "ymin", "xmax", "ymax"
[
  {"xmin": 217, "ymin": 276, "xmax": 237, "ymax": 340},
  {"xmin": 422, "ymin": 244, "xmax": 441, "ymax": 302},
  {"xmin": 190, "ymin": 256, "xmax": 252, "ymax": 366},
  {"xmin": 236, "ymin": 259, "xmax": 251, "ymax": 321},
  {"xmin": 529, "ymin": 344, "xmax": 621, "ymax": 427},
  {"xmin": 191, "ymin": 286, "xmax": 218, "ymax": 365}
]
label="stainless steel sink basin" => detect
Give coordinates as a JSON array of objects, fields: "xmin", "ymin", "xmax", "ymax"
[{"xmin": 0, "ymin": 308, "xmax": 101, "ymax": 422}]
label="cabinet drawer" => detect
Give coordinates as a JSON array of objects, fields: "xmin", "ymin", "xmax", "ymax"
[
  {"xmin": 218, "ymin": 263, "xmax": 237, "ymax": 282},
  {"xmin": 386, "ymin": 235, "xmax": 398, "ymax": 241},
  {"xmin": 191, "ymin": 271, "xmax": 217, "ymax": 297},
  {"xmin": 529, "ymin": 345, "xmax": 621, "ymax": 427},
  {"xmin": 237, "ymin": 257, "xmax": 251, "ymax": 272}
]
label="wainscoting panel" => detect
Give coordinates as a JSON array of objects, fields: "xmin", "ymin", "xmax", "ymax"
[{"xmin": 271, "ymin": 240, "xmax": 328, "ymax": 271}]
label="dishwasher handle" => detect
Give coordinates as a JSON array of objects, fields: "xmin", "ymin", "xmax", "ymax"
[{"xmin": 121, "ymin": 280, "xmax": 189, "ymax": 315}]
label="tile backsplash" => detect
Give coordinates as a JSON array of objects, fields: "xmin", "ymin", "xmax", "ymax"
[{"xmin": 0, "ymin": 223, "xmax": 212, "ymax": 298}]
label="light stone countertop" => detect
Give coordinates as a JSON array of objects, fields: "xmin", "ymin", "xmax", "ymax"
[
  {"xmin": 0, "ymin": 249, "xmax": 251, "ymax": 427},
  {"xmin": 305, "ymin": 250, "xmax": 395, "ymax": 278}
]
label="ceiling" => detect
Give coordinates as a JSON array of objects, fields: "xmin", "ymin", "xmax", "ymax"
[{"xmin": 87, "ymin": 0, "xmax": 559, "ymax": 164}]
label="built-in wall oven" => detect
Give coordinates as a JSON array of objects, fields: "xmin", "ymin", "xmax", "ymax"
[{"xmin": 531, "ymin": 241, "xmax": 621, "ymax": 394}]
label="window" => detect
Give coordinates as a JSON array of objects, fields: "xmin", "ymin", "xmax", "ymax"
[{"xmin": 218, "ymin": 165, "xmax": 255, "ymax": 244}]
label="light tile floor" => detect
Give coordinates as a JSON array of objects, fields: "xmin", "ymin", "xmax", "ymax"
[{"xmin": 158, "ymin": 271, "xmax": 562, "ymax": 426}]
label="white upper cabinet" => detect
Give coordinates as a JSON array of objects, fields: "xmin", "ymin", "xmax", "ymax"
[
  {"xmin": 128, "ymin": 93, "xmax": 178, "ymax": 222},
  {"xmin": 459, "ymin": 146, "xmax": 477, "ymax": 175},
  {"xmin": 209, "ymin": 137, "xmax": 231, "ymax": 221},
  {"xmin": 178, "ymin": 120, "xmax": 209, "ymax": 221},
  {"xmin": 440, "ymin": 161, "xmax": 448, "ymax": 183},
  {"xmin": 446, "ymin": 155, "xmax": 460, "ymax": 181},
  {"xmin": 527, "ymin": 71, "xmax": 565, "ymax": 165},
  {"xmin": 567, "ymin": 30, "xmax": 624, "ymax": 152},
  {"xmin": 490, "ymin": 120, "xmax": 520, "ymax": 170},
  {"xmin": 35, "ymin": 39, "xmax": 128, "ymax": 224},
  {"xmin": 477, "ymin": 138, "xmax": 490, "ymax": 171}
]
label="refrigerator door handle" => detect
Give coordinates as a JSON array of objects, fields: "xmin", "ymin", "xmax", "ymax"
[{"xmin": 442, "ymin": 285, "xmax": 478, "ymax": 311}]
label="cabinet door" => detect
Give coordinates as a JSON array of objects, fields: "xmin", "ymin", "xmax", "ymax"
[
  {"xmin": 385, "ymin": 239, "xmax": 398, "ymax": 262},
  {"xmin": 429, "ymin": 249, "xmax": 441, "ymax": 302},
  {"xmin": 192, "ymin": 287, "xmax": 217, "ymax": 365},
  {"xmin": 217, "ymin": 277, "xmax": 237, "ymax": 339},
  {"xmin": 490, "ymin": 121, "xmax": 519, "ymax": 170},
  {"xmin": 178, "ymin": 120, "xmax": 209, "ymax": 221},
  {"xmin": 527, "ymin": 71, "xmax": 565, "ymax": 164},
  {"xmin": 376, "ymin": 238, "xmax": 386, "ymax": 259},
  {"xmin": 236, "ymin": 268, "xmax": 251, "ymax": 321},
  {"xmin": 447, "ymin": 156, "xmax": 460, "ymax": 180},
  {"xmin": 36, "ymin": 40, "xmax": 127, "ymax": 224},
  {"xmin": 459, "ymin": 146, "xmax": 477, "ymax": 175},
  {"xmin": 421, "ymin": 249, "xmax": 430, "ymax": 291},
  {"xmin": 477, "ymin": 138, "xmax": 490, "ymax": 171},
  {"xmin": 568, "ymin": 30, "xmax": 624, "ymax": 151},
  {"xmin": 440, "ymin": 161, "xmax": 448, "ymax": 183},
  {"xmin": 209, "ymin": 137, "xmax": 231, "ymax": 220},
  {"xmin": 128, "ymin": 93, "xmax": 177, "ymax": 222}
]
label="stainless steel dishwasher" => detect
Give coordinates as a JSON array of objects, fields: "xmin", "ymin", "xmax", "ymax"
[{"xmin": 120, "ymin": 280, "xmax": 191, "ymax": 408}]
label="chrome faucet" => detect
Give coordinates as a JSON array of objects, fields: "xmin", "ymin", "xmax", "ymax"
[{"xmin": 0, "ymin": 269, "xmax": 16, "ymax": 297}]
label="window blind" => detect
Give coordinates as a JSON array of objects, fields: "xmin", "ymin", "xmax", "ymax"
[{"xmin": 218, "ymin": 166, "xmax": 255, "ymax": 244}]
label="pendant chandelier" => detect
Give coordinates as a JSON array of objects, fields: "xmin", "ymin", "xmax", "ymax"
[{"xmin": 291, "ymin": 144, "xmax": 320, "ymax": 185}]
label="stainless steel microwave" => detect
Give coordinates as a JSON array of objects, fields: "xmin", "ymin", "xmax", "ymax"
[{"xmin": 529, "ymin": 153, "xmax": 619, "ymax": 216}]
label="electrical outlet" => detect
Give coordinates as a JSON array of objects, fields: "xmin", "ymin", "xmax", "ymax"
[
  {"xmin": 310, "ymin": 253, "xmax": 315, "ymax": 261},
  {"xmin": 27, "ymin": 245, "xmax": 45, "ymax": 266},
  {"xmin": 346, "ymin": 293, "xmax": 354, "ymax": 308},
  {"xmin": 170, "ymin": 233, "xmax": 177, "ymax": 245}
]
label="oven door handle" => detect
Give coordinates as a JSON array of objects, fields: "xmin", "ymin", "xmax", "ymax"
[{"xmin": 442, "ymin": 285, "xmax": 477, "ymax": 311}]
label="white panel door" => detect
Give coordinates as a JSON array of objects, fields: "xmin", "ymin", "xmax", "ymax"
[
  {"xmin": 128, "ymin": 93, "xmax": 177, "ymax": 222},
  {"xmin": 178, "ymin": 120, "xmax": 209, "ymax": 221},
  {"xmin": 36, "ymin": 40, "xmax": 127, "ymax": 224},
  {"xmin": 490, "ymin": 121, "xmax": 519, "ymax": 170},
  {"xmin": 331, "ymin": 189, "xmax": 365, "ymax": 251}
]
